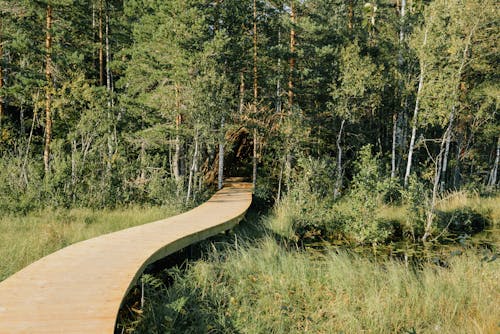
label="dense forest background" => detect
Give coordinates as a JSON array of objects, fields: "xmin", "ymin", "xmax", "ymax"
[{"xmin": 0, "ymin": 0, "xmax": 498, "ymax": 217}]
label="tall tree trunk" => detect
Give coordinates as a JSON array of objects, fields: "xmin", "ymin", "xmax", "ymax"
[
  {"xmin": 440, "ymin": 27, "xmax": 474, "ymax": 192},
  {"xmin": 105, "ymin": 6, "xmax": 114, "ymax": 174},
  {"xmin": 43, "ymin": 4, "xmax": 53, "ymax": 175},
  {"xmin": 253, "ymin": 0, "xmax": 258, "ymax": 108},
  {"xmin": 404, "ymin": 27, "xmax": 428, "ymax": 187},
  {"xmin": 488, "ymin": 136, "xmax": 499, "ymax": 187},
  {"xmin": 22, "ymin": 106, "xmax": 38, "ymax": 186},
  {"xmin": 0, "ymin": 17, "xmax": 4, "ymax": 129},
  {"xmin": 105, "ymin": 8, "xmax": 111, "ymax": 94},
  {"xmin": 239, "ymin": 71, "xmax": 245, "ymax": 114},
  {"xmin": 334, "ymin": 119, "xmax": 345, "ymax": 199},
  {"xmin": 392, "ymin": 0, "xmax": 407, "ymax": 179},
  {"xmin": 71, "ymin": 139, "xmax": 77, "ymax": 203},
  {"xmin": 218, "ymin": 117, "xmax": 224, "ymax": 190},
  {"xmin": 391, "ymin": 113, "xmax": 398, "ymax": 179},
  {"xmin": 404, "ymin": 70, "xmax": 424, "ymax": 187},
  {"xmin": 277, "ymin": 156, "xmax": 285, "ymax": 202},
  {"xmin": 99, "ymin": 0, "xmax": 104, "ymax": 86},
  {"xmin": 252, "ymin": 0, "xmax": 258, "ymax": 188},
  {"xmin": 187, "ymin": 130, "xmax": 199, "ymax": 203},
  {"xmin": 422, "ymin": 134, "xmax": 446, "ymax": 242},
  {"xmin": 288, "ymin": 1, "xmax": 296, "ymax": 112},
  {"xmin": 139, "ymin": 139, "xmax": 146, "ymax": 182},
  {"xmin": 440, "ymin": 109, "xmax": 455, "ymax": 191},
  {"xmin": 276, "ymin": 28, "xmax": 282, "ymax": 117},
  {"xmin": 283, "ymin": 1, "xmax": 296, "ymax": 191},
  {"xmin": 453, "ymin": 134, "xmax": 462, "ymax": 188},
  {"xmin": 252, "ymin": 128, "xmax": 257, "ymax": 188},
  {"xmin": 173, "ymin": 86, "xmax": 183, "ymax": 184}
]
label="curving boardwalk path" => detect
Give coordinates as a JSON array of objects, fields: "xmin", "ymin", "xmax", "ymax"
[{"xmin": 0, "ymin": 182, "xmax": 252, "ymax": 333}]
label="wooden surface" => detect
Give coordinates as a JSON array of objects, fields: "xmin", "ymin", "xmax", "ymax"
[{"xmin": 0, "ymin": 183, "xmax": 252, "ymax": 333}]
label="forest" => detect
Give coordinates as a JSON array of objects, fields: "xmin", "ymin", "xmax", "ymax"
[
  {"xmin": 0, "ymin": 0, "xmax": 499, "ymax": 332},
  {"xmin": 0, "ymin": 0, "xmax": 497, "ymax": 214}
]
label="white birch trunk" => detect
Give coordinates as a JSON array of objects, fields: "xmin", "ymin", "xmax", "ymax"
[
  {"xmin": 440, "ymin": 108, "xmax": 455, "ymax": 191},
  {"xmin": 218, "ymin": 117, "xmax": 224, "ymax": 190},
  {"xmin": 252, "ymin": 128, "xmax": 257, "ymax": 189},
  {"xmin": 392, "ymin": 0, "xmax": 406, "ymax": 179},
  {"xmin": 404, "ymin": 28, "xmax": 428, "ymax": 187},
  {"xmin": 334, "ymin": 119, "xmax": 345, "ymax": 199},
  {"xmin": 489, "ymin": 136, "xmax": 500, "ymax": 187},
  {"xmin": 186, "ymin": 130, "xmax": 199, "ymax": 203},
  {"xmin": 422, "ymin": 137, "xmax": 446, "ymax": 242}
]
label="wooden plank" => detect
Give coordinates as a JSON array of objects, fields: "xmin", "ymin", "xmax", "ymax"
[{"xmin": 0, "ymin": 184, "xmax": 252, "ymax": 333}]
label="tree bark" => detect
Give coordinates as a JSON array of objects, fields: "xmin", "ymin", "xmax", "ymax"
[
  {"xmin": 0, "ymin": 17, "xmax": 4, "ymax": 129},
  {"xmin": 276, "ymin": 28, "xmax": 282, "ymax": 117},
  {"xmin": 422, "ymin": 134, "xmax": 446, "ymax": 242},
  {"xmin": 252, "ymin": 0, "xmax": 258, "ymax": 189},
  {"xmin": 391, "ymin": 113, "xmax": 397, "ymax": 179},
  {"xmin": 453, "ymin": 133, "xmax": 462, "ymax": 188},
  {"xmin": 22, "ymin": 106, "xmax": 38, "ymax": 187},
  {"xmin": 239, "ymin": 70, "xmax": 245, "ymax": 114},
  {"xmin": 105, "ymin": 6, "xmax": 115, "ymax": 174},
  {"xmin": 440, "ymin": 26, "xmax": 475, "ymax": 191},
  {"xmin": 218, "ymin": 117, "xmax": 224, "ymax": 190},
  {"xmin": 173, "ymin": 85, "xmax": 183, "ymax": 183},
  {"xmin": 252, "ymin": 128, "xmax": 257, "ymax": 188},
  {"xmin": 440, "ymin": 108, "xmax": 454, "ymax": 191},
  {"xmin": 334, "ymin": 119, "xmax": 345, "ymax": 199},
  {"xmin": 392, "ymin": 0, "xmax": 406, "ymax": 179},
  {"xmin": 43, "ymin": 4, "xmax": 53, "ymax": 175},
  {"xmin": 187, "ymin": 130, "xmax": 199, "ymax": 203},
  {"xmin": 99, "ymin": 0, "xmax": 104, "ymax": 86},
  {"xmin": 253, "ymin": 0, "xmax": 258, "ymax": 109},
  {"xmin": 288, "ymin": 1, "xmax": 296, "ymax": 113},
  {"xmin": 277, "ymin": 155, "xmax": 285, "ymax": 202},
  {"xmin": 488, "ymin": 136, "xmax": 499, "ymax": 187},
  {"xmin": 404, "ymin": 27, "xmax": 427, "ymax": 187}
]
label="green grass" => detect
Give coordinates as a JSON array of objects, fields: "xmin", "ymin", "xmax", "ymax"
[
  {"xmin": 0, "ymin": 205, "xmax": 182, "ymax": 282},
  {"xmin": 130, "ymin": 237, "xmax": 499, "ymax": 334},
  {"xmin": 124, "ymin": 192, "xmax": 500, "ymax": 334}
]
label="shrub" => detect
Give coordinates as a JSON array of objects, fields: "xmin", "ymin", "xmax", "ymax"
[
  {"xmin": 339, "ymin": 145, "xmax": 395, "ymax": 245},
  {"xmin": 436, "ymin": 207, "xmax": 490, "ymax": 236},
  {"xmin": 402, "ymin": 175, "xmax": 429, "ymax": 240}
]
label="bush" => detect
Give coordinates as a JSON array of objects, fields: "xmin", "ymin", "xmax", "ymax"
[
  {"xmin": 402, "ymin": 175, "xmax": 429, "ymax": 240},
  {"xmin": 436, "ymin": 207, "xmax": 490, "ymax": 236},
  {"xmin": 339, "ymin": 145, "xmax": 395, "ymax": 245}
]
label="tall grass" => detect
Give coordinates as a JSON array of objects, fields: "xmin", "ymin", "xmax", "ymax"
[
  {"xmin": 0, "ymin": 205, "xmax": 181, "ymax": 281},
  {"xmin": 131, "ymin": 237, "xmax": 499, "ymax": 333},
  {"xmin": 125, "ymin": 192, "xmax": 500, "ymax": 333}
]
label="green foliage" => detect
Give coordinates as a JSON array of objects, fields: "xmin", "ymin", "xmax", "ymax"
[
  {"xmin": 330, "ymin": 41, "xmax": 384, "ymax": 122},
  {"xmin": 436, "ymin": 207, "xmax": 490, "ymax": 237},
  {"xmin": 267, "ymin": 156, "xmax": 338, "ymax": 240},
  {"xmin": 0, "ymin": 155, "xmax": 44, "ymax": 214},
  {"xmin": 338, "ymin": 145, "xmax": 394, "ymax": 244},
  {"xmin": 402, "ymin": 175, "xmax": 429, "ymax": 239},
  {"xmin": 0, "ymin": 0, "xmax": 498, "ymax": 215}
]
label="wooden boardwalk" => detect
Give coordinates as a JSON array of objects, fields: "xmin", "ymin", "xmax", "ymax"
[{"xmin": 0, "ymin": 182, "xmax": 252, "ymax": 333}]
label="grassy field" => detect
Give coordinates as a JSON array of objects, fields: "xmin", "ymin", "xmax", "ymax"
[
  {"xmin": 130, "ymin": 238, "xmax": 499, "ymax": 334},
  {"xmin": 0, "ymin": 205, "xmax": 182, "ymax": 282},
  {"xmin": 125, "ymin": 193, "xmax": 499, "ymax": 334}
]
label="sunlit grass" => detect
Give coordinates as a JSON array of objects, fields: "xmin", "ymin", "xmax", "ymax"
[
  {"xmin": 132, "ymin": 237, "xmax": 499, "ymax": 334},
  {"xmin": 0, "ymin": 205, "xmax": 181, "ymax": 282}
]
